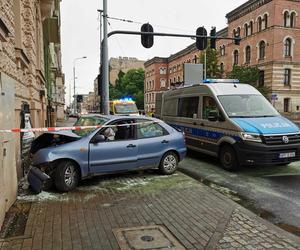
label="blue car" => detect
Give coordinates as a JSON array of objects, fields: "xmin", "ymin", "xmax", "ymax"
[{"xmin": 29, "ymin": 115, "xmax": 186, "ymax": 192}]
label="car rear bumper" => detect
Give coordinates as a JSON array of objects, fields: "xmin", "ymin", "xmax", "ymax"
[{"xmin": 234, "ymin": 141, "xmax": 300, "ymax": 166}]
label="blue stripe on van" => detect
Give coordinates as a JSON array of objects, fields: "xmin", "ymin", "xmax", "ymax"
[{"xmin": 170, "ymin": 123, "xmax": 241, "ymax": 142}]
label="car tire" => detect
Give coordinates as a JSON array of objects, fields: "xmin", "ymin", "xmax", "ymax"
[
  {"xmin": 220, "ymin": 145, "xmax": 239, "ymax": 171},
  {"xmin": 159, "ymin": 152, "xmax": 178, "ymax": 175},
  {"xmin": 54, "ymin": 161, "xmax": 80, "ymax": 192}
]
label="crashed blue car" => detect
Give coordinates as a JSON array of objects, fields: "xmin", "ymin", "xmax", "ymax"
[{"xmin": 29, "ymin": 115, "xmax": 186, "ymax": 192}]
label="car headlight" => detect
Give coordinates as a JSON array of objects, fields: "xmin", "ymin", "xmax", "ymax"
[{"xmin": 240, "ymin": 132, "xmax": 262, "ymax": 143}]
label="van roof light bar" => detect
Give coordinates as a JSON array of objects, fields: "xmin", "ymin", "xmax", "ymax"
[{"xmin": 203, "ymin": 79, "xmax": 240, "ymax": 84}]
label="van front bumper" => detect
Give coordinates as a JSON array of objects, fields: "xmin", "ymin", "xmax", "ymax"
[{"xmin": 233, "ymin": 141, "xmax": 300, "ymax": 166}]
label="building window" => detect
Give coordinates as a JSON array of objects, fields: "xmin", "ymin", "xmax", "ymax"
[
  {"xmin": 284, "ymin": 38, "xmax": 292, "ymax": 56},
  {"xmin": 284, "ymin": 11, "xmax": 290, "ymax": 27},
  {"xmin": 220, "ymin": 45, "xmax": 225, "ymax": 56},
  {"xmin": 244, "ymin": 23, "xmax": 248, "ymax": 37},
  {"xmin": 245, "ymin": 46, "xmax": 251, "ymax": 63},
  {"xmin": 259, "ymin": 41, "xmax": 266, "ymax": 59},
  {"xmin": 284, "ymin": 98, "xmax": 290, "ymax": 112},
  {"xmin": 249, "ymin": 21, "xmax": 253, "ymax": 35},
  {"xmin": 284, "ymin": 69, "xmax": 291, "ymax": 85},
  {"xmin": 233, "ymin": 50, "xmax": 239, "ymax": 65},
  {"xmin": 232, "ymin": 29, "xmax": 236, "ymax": 37},
  {"xmin": 258, "ymin": 17, "xmax": 262, "ymax": 32},
  {"xmin": 291, "ymin": 12, "xmax": 296, "ymax": 27},
  {"xmin": 220, "ymin": 63, "xmax": 224, "ymax": 72},
  {"xmin": 177, "ymin": 76, "xmax": 180, "ymax": 82},
  {"xmin": 160, "ymin": 78, "xmax": 166, "ymax": 88},
  {"xmin": 236, "ymin": 27, "xmax": 241, "ymax": 36},
  {"xmin": 264, "ymin": 14, "xmax": 268, "ymax": 29},
  {"xmin": 258, "ymin": 70, "xmax": 265, "ymax": 86}
]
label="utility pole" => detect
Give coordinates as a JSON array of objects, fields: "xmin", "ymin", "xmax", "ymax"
[
  {"xmin": 101, "ymin": 0, "xmax": 109, "ymax": 115},
  {"xmin": 97, "ymin": 9, "xmax": 103, "ymax": 114},
  {"xmin": 73, "ymin": 56, "xmax": 87, "ymax": 114},
  {"xmin": 204, "ymin": 50, "xmax": 207, "ymax": 79}
]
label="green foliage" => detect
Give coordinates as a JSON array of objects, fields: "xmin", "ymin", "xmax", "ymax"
[
  {"xmin": 228, "ymin": 65, "xmax": 270, "ymax": 97},
  {"xmin": 199, "ymin": 46, "xmax": 222, "ymax": 78},
  {"xmin": 110, "ymin": 68, "xmax": 145, "ymax": 109}
]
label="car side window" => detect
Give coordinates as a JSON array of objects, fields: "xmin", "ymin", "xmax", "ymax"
[
  {"xmin": 99, "ymin": 119, "xmax": 135, "ymax": 141},
  {"xmin": 137, "ymin": 120, "xmax": 168, "ymax": 139}
]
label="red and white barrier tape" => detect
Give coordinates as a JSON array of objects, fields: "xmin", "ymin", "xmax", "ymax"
[{"xmin": 0, "ymin": 121, "xmax": 157, "ymax": 133}]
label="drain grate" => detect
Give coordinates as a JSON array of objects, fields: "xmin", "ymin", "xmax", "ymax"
[{"xmin": 113, "ymin": 225, "xmax": 185, "ymax": 250}]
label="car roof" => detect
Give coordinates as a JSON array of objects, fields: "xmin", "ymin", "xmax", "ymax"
[{"xmin": 80, "ymin": 114, "xmax": 160, "ymax": 122}]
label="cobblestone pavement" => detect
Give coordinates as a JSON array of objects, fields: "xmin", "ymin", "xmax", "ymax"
[{"xmin": 0, "ymin": 171, "xmax": 299, "ymax": 250}]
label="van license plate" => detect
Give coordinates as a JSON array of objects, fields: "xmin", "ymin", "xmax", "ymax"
[{"xmin": 279, "ymin": 152, "xmax": 295, "ymax": 158}]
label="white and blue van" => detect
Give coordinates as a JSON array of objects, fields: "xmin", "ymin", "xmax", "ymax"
[{"xmin": 156, "ymin": 79, "xmax": 300, "ymax": 170}]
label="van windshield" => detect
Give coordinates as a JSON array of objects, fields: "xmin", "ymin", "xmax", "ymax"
[
  {"xmin": 115, "ymin": 104, "xmax": 138, "ymax": 114},
  {"xmin": 218, "ymin": 95, "xmax": 279, "ymax": 118}
]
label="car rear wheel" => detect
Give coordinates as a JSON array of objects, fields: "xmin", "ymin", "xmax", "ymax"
[
  {"xmin": 159, "ymin": 152, "xmax": 178, "ymax": 175},
  {"xmin": 220, "ymin": 145, "xmax": 239, "ymax": 171},
  {"xmin": 54, "ymin": 161, "xmax": 80, "ymax": 192}
]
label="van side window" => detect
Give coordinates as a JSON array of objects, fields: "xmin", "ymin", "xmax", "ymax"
[
  {"xmin": 178, "ymin": 97, "xmax": 199, "ymax": 118},
  {"xmin": 163, "ymin": 99, "xmax": 177, "ymax": 116},
  {"xmin": 202, "ymin": 96, "xmax": 218, "ymax": 119}
]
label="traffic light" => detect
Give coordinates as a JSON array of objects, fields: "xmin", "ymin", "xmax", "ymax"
[
  {"xmin": 234, "ymin": 36, "xmax": 241, "ymax": 45},
  {"xmin": 210, "ymin": 27, "xmax": 216, "ymax": 49},
  {"xmin": 196, "ymin": 27, "xmax": 207, "ymax": 50},
  {"xmin": 76, "ymin": 95, "xmax": 83, "ymax": 103},
  {"xmin": 141, "ymin": 23, "xmax": 154, "ymax": 48}
]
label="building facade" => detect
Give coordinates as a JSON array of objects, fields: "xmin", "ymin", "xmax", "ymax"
[
  {"xmin": 217, "ymin": 0, "xmax": 300, "ymax": 117},
  {"xmin": 109, "ymin": 57, "xmax": 145, "ymax": 85},
  {"xmin": 0, "ymin": 0, "xmax": 63, "ymax": 228},
  {"xmin": 144, "ymin": 45, "xmax": 200, "ymax": 112}
]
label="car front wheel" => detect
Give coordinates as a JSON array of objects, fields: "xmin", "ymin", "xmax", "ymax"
[
  {"xmin": 220, "ymin": 145, "xmax": 239, "ymax": 171},
  {"xmin": 54, "ymin": 160, "xmax": 80, "ymax": 192},
  {"xmin": 159, "ymin": 152, "xmax": 178, "ymax": 175}
]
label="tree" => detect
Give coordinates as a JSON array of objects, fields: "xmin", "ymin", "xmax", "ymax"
[
  {"xmin": 199, "ymin": 46, "xmax": 222, "ymax": 78},
  {"xmin": 228, "ymin": 65, "xmax": 270, "ymax": 97},
  {"xmin": 109, "ymin": 68, "xmax": 145, "ymax": 109}
]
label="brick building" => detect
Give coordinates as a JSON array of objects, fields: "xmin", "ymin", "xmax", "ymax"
[
  {"xmin": 0, "ymin": 0, "xmax": 64, "ymax": 228},
  {"xmin": 144, "ymin": 44, "xmax": 199, "ymax": 112},
  {"xmin": 145, "ymin": 0, "xmax": 300, "ymax": 117},
  {"xmin": 218, "ymin": 0, "xmax": 300, "ymax": 116}
]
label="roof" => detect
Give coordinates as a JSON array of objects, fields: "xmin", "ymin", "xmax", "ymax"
[
  {"xmin": 208, "ymin": 83, "xmax": 261, "ymax": 96},
  {"xmin": 226, "ymin": 0, "xmax": 273, "ymax": 23}
]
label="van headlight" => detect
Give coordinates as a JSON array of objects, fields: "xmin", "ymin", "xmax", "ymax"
[{"xmin": 240, "ymin": 132, "xmax": 262, "ymax": 143}]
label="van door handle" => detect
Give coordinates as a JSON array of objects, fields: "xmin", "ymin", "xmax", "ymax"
[
  {"xmin": 200, "ymin": 123, "xmax": 205, "ymax": 126},
  {"xmin": 127, "ymin": 144, "xmax": 136, "ymax": 148},
  {"xmin": 161, "ymin": 140, "xmax": 169, "ymax": 144},
  {"xmin": 193, "ymin": 122, "xmax": 197, "ymax": 125}
]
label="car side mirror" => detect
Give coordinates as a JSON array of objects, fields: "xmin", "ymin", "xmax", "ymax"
[
  {"xmin": 91, "ymin": 134, "xmax": 106, "ymax": 144},
  {"xmin": 208, "ymin": 110, "xmax": 219, "ymax": 122}
]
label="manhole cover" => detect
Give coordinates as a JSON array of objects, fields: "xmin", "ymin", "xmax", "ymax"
[{"xmin": 113, "ymin": 225, "xmax": 185, "ymax": 250}]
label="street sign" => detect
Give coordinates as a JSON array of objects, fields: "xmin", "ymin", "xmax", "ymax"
[{"xmin": 271, "ymin": 93, "xmax": 278, "ymax": 101}]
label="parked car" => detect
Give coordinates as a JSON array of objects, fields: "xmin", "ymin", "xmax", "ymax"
[{"xmin": 28, "ymin": 115, "xmax": 186, "ymax": 192}]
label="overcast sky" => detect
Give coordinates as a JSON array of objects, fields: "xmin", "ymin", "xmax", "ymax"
[{"xmin": 61, "ymin": 0, "xmax": 246, "ymax": 105}]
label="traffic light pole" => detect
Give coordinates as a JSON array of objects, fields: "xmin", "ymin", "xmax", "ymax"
[
  {"xmin": 100, "ymin": 28, "xmax": 240, "ymax": 115},
  {"xmin": 102, "ymin": 0, "xmax": 109, "ymax": 115}
]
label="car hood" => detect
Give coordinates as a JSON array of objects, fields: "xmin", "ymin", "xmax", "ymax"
[
  {"xmin": 232, "ymin": 116, "xmax": 300, "ymax": 134},
  {"xmin": 30, "ymin": 130, "xmax": 80, "ymax": 154}
]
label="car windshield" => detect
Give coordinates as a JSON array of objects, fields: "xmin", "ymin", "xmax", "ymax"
[
  {"xmin": 218, "ymin": 94, "xmax": 279, "ymax": 118},
  {"xmin": 115, "ymin": 104, "xmax": 138, "ymax": 114},
  {"xmin": 73, "ymin": 116, "xmax": 108, "ymax": 136}
]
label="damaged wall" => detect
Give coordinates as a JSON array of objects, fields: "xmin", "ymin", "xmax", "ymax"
[{"xmin": 0, "ymin": 72, "xmax": 17, "ymax": 229}]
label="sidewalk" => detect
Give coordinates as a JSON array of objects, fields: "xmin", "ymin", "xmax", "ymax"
[{"xmin": 0, "ymin": 171, "xmax": 299, "ymax": 250}]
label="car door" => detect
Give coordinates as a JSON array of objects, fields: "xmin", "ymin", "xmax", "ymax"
[
  {"xmin": 136, "ymin": 119, "xmax": 170, "ymax": 168},
  {"xmin": 88, "ymin": 119, "xmax": 138, "ymax": 174}
]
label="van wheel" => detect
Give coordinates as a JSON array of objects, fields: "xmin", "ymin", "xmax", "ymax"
[
  {"xmin": 54, "ymin": 161, "xmax": 80, "ymax": 192},
  {"xmin": 159, "ymin": 152, "xmax": 178, "ymax": 175},
  {"xmin": 220, "ymin": 145, "xmax": 239, "ymax": 171}
]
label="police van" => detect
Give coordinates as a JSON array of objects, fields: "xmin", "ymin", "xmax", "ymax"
[{"xmin": 156, "ymin": 79, "xmax": 300, "ymax": 170}]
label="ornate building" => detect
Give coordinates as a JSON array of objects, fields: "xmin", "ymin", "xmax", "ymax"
[
  {"xmin": 217, "ymin": 0, "xmax": 300, "ymax": 117},
  {"xmin": 0, "ymin": 0, "xmax": 64, "ymax": 227}
]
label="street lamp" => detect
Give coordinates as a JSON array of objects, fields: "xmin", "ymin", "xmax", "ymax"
[{"xmin": 73, "ymin": 56, "xmax": 87, "ymax": 114}]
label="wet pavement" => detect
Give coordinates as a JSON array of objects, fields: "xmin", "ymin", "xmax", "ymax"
[
  {"xmin": 180, "ymin": 150, "xmax": 300, "ymax": 236},
  {"xmin": 1, "ymin": 171, "xmax": 300, "ymax": 249}
]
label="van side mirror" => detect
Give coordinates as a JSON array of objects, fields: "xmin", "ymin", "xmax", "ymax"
[
  {"xmin": 91, "ymin": 134, "xmax": 106, "ymax": 144},
  {"xmin": 208, "ymin": 110, "xmax": 219, "ymax": 122}
]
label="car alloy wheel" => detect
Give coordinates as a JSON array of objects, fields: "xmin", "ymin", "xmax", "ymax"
[
  {"xmin": 163, "ymin": 154, "xmax": 177, "ymax": 172},
  {"xmin": 64, "ymin": 163, "xmax": 76, "ymax": 187}
]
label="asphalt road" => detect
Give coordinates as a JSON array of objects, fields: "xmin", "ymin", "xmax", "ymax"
[{"xmin": 179, "ymin": 151, "xmax": 300, "ymax": 236}]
